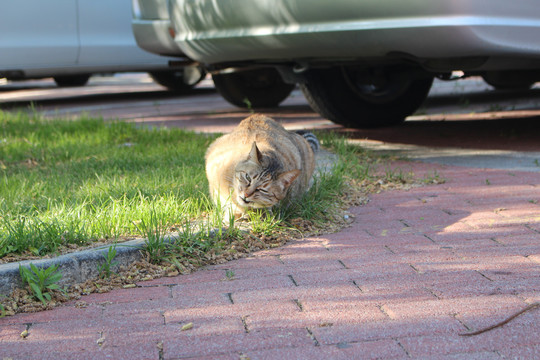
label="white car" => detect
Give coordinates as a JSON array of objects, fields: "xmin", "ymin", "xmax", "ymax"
[{"xmin": 0, "ymin": 0, "xmax": 203, "ymax": 91}]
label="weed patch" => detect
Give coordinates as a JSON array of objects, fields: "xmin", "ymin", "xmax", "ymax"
[
  {"xmin": 98, "ymin": 244, "xmax": 118, "ymax": 279},
  {"xmin": 19, "ymin": 263, "xmax": 63, "ymax": 304}
]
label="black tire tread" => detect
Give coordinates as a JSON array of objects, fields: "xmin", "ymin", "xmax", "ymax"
[
  {"xmin": 301, "ymin": 67, "xmax": 433, "ymax": 128},
  {"xmin": 53, "ymin": 74, "xmax": 91, "ymax": 87},
  {"xmin": 212, "ymin": 68, "xmax": 294, "ymax": 108},
  {"xmin": 149, "ymin": 70, "xmax": 205, "ymax": 93}
]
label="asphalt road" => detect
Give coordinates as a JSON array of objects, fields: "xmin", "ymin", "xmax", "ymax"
[{"xmin": 2, "ymin": 73, "xmax": 540, "ymax": 172}]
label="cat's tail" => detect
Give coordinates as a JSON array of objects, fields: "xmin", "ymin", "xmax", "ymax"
[{"xmin": 296, "ymin": 130, "xmax": 320, "ymax": 153}]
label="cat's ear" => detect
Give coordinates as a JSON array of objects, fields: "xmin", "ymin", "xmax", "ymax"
[
  {"xmin": 277, "ymin": 169, "xmax": 300, "ymax": 190},
  {"xmin": 247, "ymin": 142, "xmax": 262, "ymax": 164}
]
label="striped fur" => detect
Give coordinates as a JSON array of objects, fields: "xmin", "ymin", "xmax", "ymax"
[
  {"xmin": 205, "ymin": 114, "xmax": 316, "ymax": 218},
  {"xmin": 295, "ymin": 130, "xmax": 320, "ymax": 152}
]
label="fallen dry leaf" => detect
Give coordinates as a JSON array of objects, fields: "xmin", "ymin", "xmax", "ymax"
[
  {"xmin": 75, "ymin": 301, "xmax": 88, "ymax": 309},
  {"xmin": 318, "ymin": 322, "xmax": 333, "ymax": 327},
  {"xmin": 181, "ymin": 322, "xmax": 193, "ymax": 331},
  {"xmin": 97, "ymin": 336, "xmax": 105, "ymax": 346}
]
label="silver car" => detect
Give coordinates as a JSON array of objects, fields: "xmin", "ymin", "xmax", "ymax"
[
  {"xmin": 165, "ymin": 0, "xmax": 540, "ymax": 128},
  {"xmin": 132, "ymin": 0, "xmax": 206, "ymax": 90}
]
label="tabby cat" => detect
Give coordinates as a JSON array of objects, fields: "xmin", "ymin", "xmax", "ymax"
[{"xmin": 205, "ymin": 114, "xmax": 317, "ymax": 219}]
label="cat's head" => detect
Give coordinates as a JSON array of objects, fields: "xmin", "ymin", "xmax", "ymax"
[{"xmin": 233, "ymin": 142, "xmax": 300, "ymax": 210}]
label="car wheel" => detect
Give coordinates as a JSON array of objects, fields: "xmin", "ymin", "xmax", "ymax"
[
  {"xmin": 212, "ymin": 68, "xmax": 295, "ymax": 108},
  {"xmin": 53, "ymin": 75, "xmax": 91, "ymax": 87},
  {"xmin": 300, "ymin": 66, "xmax": 434, "ymax": 128},
  {"xmin": 482, "ymin": 72, "xmax": 535, "ymax": 90},
  {"xmin": 150, "ymin": 65, "xmax": 206, "ymax": 93}
]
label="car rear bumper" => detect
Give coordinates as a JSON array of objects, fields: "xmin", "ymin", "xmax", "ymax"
[
  {"xmin": 169, "ymin": 0, "xmax": 540, "ymax": 70},
  {"xmin": 131, "ymin": 0, "xmax": 185, "ymax": 57},
  {"xmin": 132, "ymin": 19, "xmax": 184, "ymax": 57}
]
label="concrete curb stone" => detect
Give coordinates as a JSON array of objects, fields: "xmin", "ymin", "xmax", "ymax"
[{"xmin": 0, "ymin": 237, "xmax": 147, "ymax": 296}]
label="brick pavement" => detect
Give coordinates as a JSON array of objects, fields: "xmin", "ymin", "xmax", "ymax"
[{"xmin": 1, "ymin": 161, "xmax": 540, "ymax": 360}]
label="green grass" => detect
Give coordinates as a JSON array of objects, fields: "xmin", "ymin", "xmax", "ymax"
[
  {"xmin": 0, "ymin": 110, "xmax": 408, "ymax": 263},
  {"xmin": 0, "ymin": 110, "xmax": 218, "ymax": 258}
]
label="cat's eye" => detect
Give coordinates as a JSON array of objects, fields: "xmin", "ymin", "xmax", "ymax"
[
  {"xmin": 238, "ymin": 173, "xmax": 251, "ymax": 184},
  {"xmin": 257, "ymin": 188, "xmax": 268, "ymax": 194}
]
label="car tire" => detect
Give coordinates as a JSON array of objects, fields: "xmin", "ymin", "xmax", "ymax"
[
  {"xmin": 53, "ymin": 75, "xmax": 91, "ymax": 87},
  {"xmin": 482, "ymin": 73, "xmax": 535, "ymax": 90},
  {"xmin": 150, "ymin": 66, "xmax": 206, "ymax": 93},
  {"xmin": 300, "ymin": 66, "xmax": 434, "ymax": 128},
  {"xmin": 212, "ymin": 68, "xmax": 295, "ymax": 108}
]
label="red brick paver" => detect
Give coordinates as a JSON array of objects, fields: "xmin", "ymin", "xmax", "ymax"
[{"xmin": 1, "ymin": 162, "xmax": 540, "ymax": 360}]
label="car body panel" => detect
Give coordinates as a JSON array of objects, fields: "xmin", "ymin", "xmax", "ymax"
[
  {"xmin": 78, "ymin": 0, "xmax": 158, "ymax": 65},
  {"xmin": 168, "ymin": 0, "xmax": 540, "ymax": 70},
  {"xmin": 0, "ymin": 0, "xmax": 78, "ymax": 68},
  {"xmin": 132, "ymin": 0, "xmax": 184, "ymax": 57},
  {"xmin": 0, "ymin": 0, "xmax": 180, "ymax": 80}
]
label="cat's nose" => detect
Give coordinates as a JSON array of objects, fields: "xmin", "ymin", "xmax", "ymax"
[{"xmin": 239, "ymin": 195, "xmax": 250, "ymax": 204}]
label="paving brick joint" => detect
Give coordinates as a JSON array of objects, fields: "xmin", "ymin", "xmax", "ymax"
[{"xmin": 1, "ymin": 161, "xmax": 540, "ymax": 359}]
